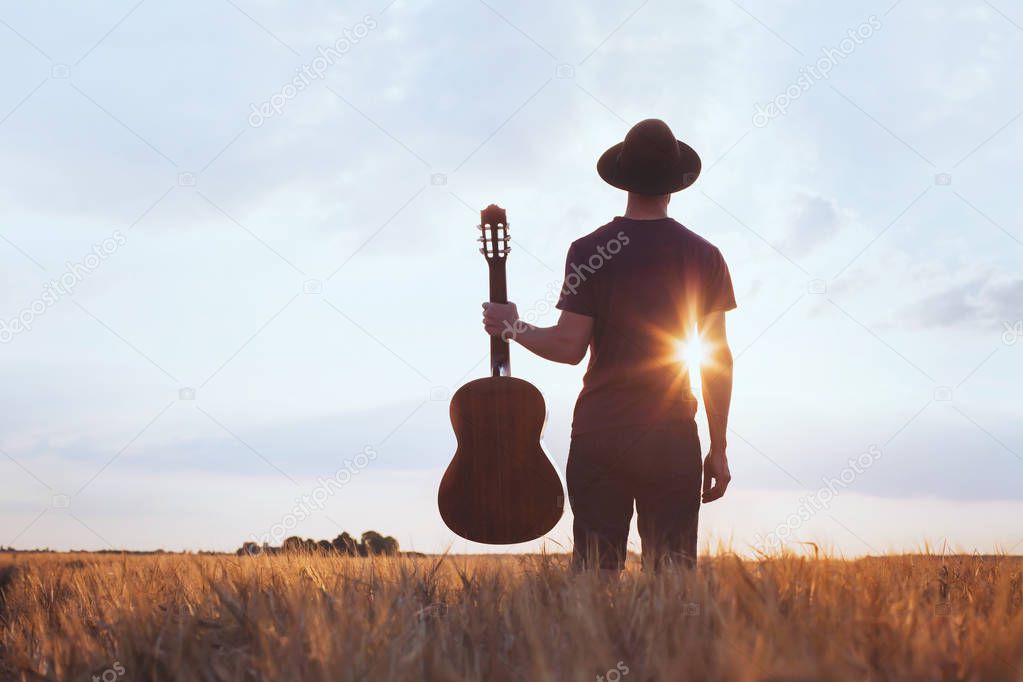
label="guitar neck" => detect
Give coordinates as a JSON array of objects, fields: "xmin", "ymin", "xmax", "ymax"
[
  {"xmin": 479, "ymin": 203, "xmax": 512, "ymax": 378},
  {"xmin": 489, "ymin": 260, "xmax": 510, "ymax": 377}
]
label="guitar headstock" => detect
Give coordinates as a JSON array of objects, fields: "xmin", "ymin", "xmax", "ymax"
[{"xmin": 478, "ymin": 204, "xmax": 510, "ymax": 264}]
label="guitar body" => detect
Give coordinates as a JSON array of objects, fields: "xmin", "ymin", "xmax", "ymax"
[
  {"xmin": 440, "ymin": 376, "xmax": 563, "ymax": 544},
  {"xmin": 438, "ymin": 204, "xmax": 566, "ymax": 544}
]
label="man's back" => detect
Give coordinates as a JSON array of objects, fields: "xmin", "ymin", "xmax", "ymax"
[{"xmin": 557, "ymin": 216, "xmax": 736, "ymax": 436}]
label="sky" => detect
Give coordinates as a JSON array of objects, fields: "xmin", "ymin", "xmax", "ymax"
[{"xmin": 1, "ymin": 0, "xmax": 1021, "ymax": 557}]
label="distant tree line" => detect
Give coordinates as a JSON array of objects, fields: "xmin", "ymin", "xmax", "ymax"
[
  {"xmin": 236, "ymin": 530, "xmax": 399, "ymax": 557},
  {"xmin": 0, "ymin": 546, "xmax": 174, "ymax": 555}
]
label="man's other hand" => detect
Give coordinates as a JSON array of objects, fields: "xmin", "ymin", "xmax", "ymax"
[
  {"xmin": 702, "ymin": 451, "xmax": 731, "ymax": 503},
  {"xmin": 482, "ymin": 302, "xmax": 520, "ymax": 338}
]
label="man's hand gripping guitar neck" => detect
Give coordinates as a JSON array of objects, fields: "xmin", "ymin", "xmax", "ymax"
[{"xmin": 482, "ymin": 302, "xmax": 594, "ymax": 366}]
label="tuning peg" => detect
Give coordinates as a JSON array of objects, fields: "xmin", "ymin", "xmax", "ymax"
[
  {"xmin": 477, "ymin": 236, "xmax": 487, "ymax": 242},
  {"xmin": 476, "ymin": 224, "xmax": 486, "ymax": 231}
]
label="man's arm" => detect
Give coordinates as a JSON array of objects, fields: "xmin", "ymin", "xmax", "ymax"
[
  {"xmin": 698, "ymin": 310, "xmax": 733, "ymax": 502},
  {"xmin": 482, "ymin": 303, "xmax": 593, "ymax": 365}
]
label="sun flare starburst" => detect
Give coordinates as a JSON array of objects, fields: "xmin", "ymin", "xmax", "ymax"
[
  {"xmin": 677, "ymin": 336, "xmax": 707, "ymax": 371},
  {"xmin": 675, "ymin": 331, "xmax": 708, "ymax": 393}
]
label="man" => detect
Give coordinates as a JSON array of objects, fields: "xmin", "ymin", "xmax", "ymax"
[{"xmin": 482, "ymin": 119, "xmax": 736, "ymax": 571}]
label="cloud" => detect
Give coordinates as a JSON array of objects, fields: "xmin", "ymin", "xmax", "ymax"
[
  {"xmin": 781, "ymin": 191, "xmax": 847, "ymax": 256},
  {"xmin": 896, "ymin": 274, "xmax": 1023, "ymax": 329}
]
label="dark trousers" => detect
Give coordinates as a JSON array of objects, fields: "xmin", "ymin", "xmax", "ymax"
[{"xmin": 567, "ymin": 421, "xmax": 702, "ymax": 571}]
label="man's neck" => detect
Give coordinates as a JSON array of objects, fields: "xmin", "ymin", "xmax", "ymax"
[
  {"xmin": 623, "ymin": 194, "xmax": 670, "ymax": 220},
  {"xmin": 623, "ymin": 207, "xmax": 669, "ymax": 220}
]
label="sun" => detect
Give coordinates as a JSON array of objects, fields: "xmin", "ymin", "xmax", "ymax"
[
  {"xmin": 675, "ymin": 331, "xmax": 707, "ymax": 392},
  {"xmin": 677, "ymin": 335, "xmax": 707, "ymax": 370}
]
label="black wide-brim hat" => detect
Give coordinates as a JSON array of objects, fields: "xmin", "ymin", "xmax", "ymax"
[{"xmin": 597, "ymin": 118, "xmax": 701, "ymax": 195}]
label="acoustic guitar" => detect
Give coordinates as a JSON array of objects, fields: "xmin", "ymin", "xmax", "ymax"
[{"xmin": 438, "ymin": 204, "xmax": 565, "ymax": 544}]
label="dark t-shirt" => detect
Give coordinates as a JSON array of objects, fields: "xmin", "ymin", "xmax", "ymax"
[{"xmin": 556, "ymin": 217, "xmax": 737, "ymax": 437}]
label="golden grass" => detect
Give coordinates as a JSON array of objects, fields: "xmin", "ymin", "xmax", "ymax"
[{"xmin": 2, "ymin": 552, "xmax": 1022, "ymax": 681}]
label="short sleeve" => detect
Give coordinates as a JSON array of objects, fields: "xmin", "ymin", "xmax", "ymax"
[
  {"xmin": 556, "ymin": 242, "xmax": 597, "ymax": 317},
  {"xmin": 702, "ymin": 247, "xmax": 737, "ymax": 315}
]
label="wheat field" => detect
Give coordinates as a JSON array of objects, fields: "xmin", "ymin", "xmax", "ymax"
[{"xmin": 1, "ymin": 551, "xmax": 1022, "ymax": 681}]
